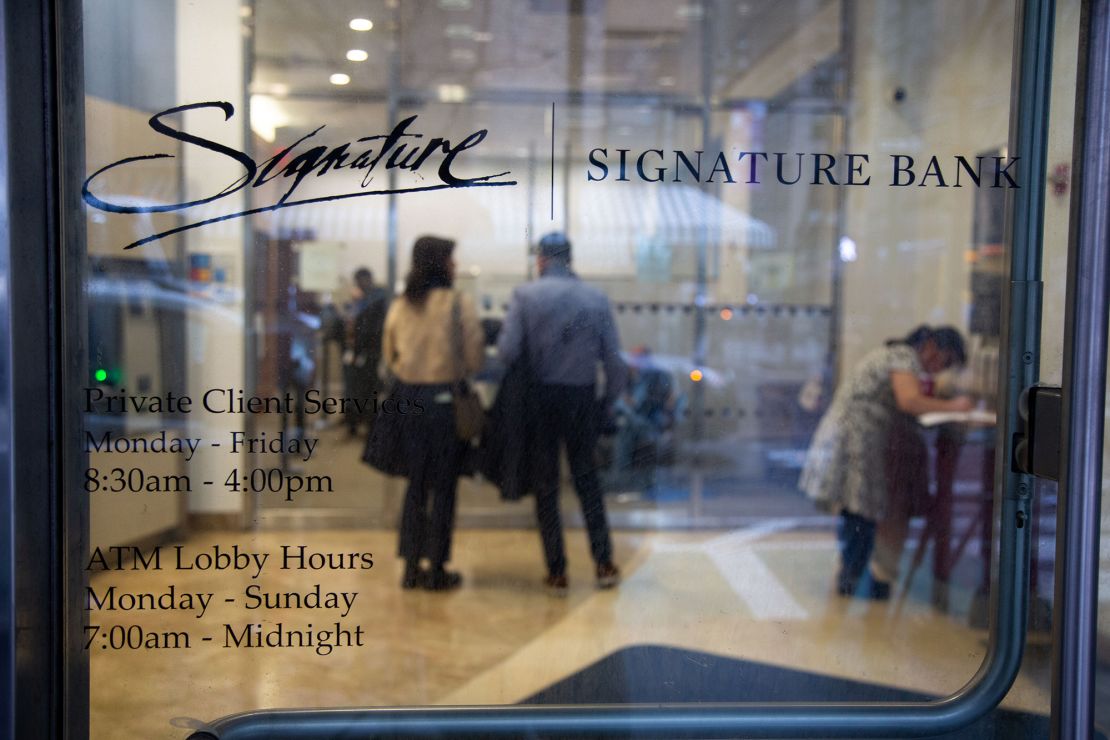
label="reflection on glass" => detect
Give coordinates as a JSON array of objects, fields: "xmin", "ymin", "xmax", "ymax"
[{"xmin": 74, "ymin": 1, "xmax": 1078, "ymax": 738}]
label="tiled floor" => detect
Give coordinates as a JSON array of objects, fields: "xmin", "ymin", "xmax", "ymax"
[{"xmin": 87, "ymin": 524, "xmax": 1051, "ymax": 740}]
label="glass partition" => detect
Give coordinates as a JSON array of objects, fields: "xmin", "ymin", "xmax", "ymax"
[{"xmin": 73, "ymin": 0, "xmax": 1081, "ymax": 737}]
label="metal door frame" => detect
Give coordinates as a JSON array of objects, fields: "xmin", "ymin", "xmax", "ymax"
[
  {"xmin": 0, "ymin": 0, "xmax": 88, "ymax": 737},
  {"xmin": 1053, "ymin": 0, "xmax": 1110, "ymax": 737}
]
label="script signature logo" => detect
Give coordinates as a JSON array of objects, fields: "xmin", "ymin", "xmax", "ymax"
[{"xmin": 83, "ymin": 101, "xmax": 517, "ymax": 250}]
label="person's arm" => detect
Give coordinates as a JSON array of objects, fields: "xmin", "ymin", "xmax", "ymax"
[
  {"xmin": 891, "ymin": 371, "xmax": 973, "ymax": 415},
  {"xmin": 459, "ymin": 294, "xmax": 485, "ymax": 375},
  {"xmin": 496, "ymin": 289, "xmax": 525, "ymax": 367},
  {"xmin": 599, "ymin": 303, "xmax": 627, "ymax": 407}
]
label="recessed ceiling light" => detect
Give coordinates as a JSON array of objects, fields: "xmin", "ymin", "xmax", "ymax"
[
  {"xmin": 349, "ymin": 18, "xmax": 373, "ymax": 31},
  {"xmin": 330, "ymin": 73, "xmax": 351, "ymax": 85},
  {"xmin": 346, "ymin": 49, "xmax": 369, "ymax": 62}
]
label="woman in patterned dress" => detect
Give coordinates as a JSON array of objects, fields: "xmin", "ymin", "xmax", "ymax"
[{"xmin": 801, "ymin": 326, "xmax": 973, "ymax": 598}]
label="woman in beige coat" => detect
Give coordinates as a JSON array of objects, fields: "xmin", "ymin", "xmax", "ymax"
[{"xmin": 382, "ymin": 235, "xmax": 483, "ymax": 591}]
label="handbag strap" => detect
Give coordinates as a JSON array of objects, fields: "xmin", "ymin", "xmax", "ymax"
[{"xmin": 450, "ymin": 290, "xmax": 466, "ymax": 388}]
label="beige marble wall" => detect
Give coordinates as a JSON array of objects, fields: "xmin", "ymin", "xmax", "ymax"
[{"xmin": 841, "ymin": 0, "xmax": 1015, "ymax": 373}]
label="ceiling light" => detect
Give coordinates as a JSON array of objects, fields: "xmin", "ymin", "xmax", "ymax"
[
  {"xmin": 676, "ymin": 3, "xmax": 704, "ymax": 19},
  {"xmin": 330, "ymin": 73, "xmax": 351, "ymax": 86},
  {"xmin": 437, "ymin": 84, "xmax": 468, "ymax": 103},
  {"xmin": 346, "ymin": 49, "xmax": 369, "ymax": 62},
  {"xmin": 444, "ymin": 23, "xmax": 473, "ymax": 39},
  {"xmin": 838, "ymin": 236, "xmax": 858, "ymax": 263},
  {"xmin": 349, "ymin": 18, "xmax": 373, "ymax": 31},
  {"xmin": 250, "ymin": 95, "xmax": 288, "ymax": 143},
  {"xmin": 471, "ymin": 31, "xmax": 493, "ymax": 43}
]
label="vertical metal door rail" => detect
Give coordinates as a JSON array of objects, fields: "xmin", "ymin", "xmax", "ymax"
[
  {"xmin": 1052, "ymin": 0, "xmax": 1110, "ymax": 737},
  {"xmin": 190, "ymin": 0, "xmax": 1054, "ymax": 735},
  {"xmin": 3, "ymin": 0, "xmax": 89, "ymax": 735},
  {"xmin": 0, "ymin": 6, "xmax": 16, "ymax": 738}
]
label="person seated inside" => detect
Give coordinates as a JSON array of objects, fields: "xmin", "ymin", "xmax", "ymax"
[{"xmin": 607, "ymin": 346, "xmax": 681, "ymax": 492}]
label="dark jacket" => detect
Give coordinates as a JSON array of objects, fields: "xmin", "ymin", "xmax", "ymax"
[
  {"xmin": 351, "ymin": 287, "xmax": 390, "ymax": 370},
  {"xmin": 480, "ymin": 349, "xmax": 540, "ymax": 500}
]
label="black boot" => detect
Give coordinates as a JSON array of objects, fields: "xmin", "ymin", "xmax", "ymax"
[
  {"xmin": 423, "ymin": 567, "xmax": 462, "ymax": 591},
  {"xmin": 401, "ymin": 560, "xmax": 424, "ymax": 589}
]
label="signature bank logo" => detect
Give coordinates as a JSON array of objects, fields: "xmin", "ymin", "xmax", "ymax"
[{"xmin": 82, "ymin": 101, "xmax": 517, "ymax": 250}]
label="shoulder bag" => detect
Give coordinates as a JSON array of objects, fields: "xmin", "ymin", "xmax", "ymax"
[
  {"xmin": 361, "ymin": 379, "xmax": 408, "ymax": 476},
  {"xmin": 451, "ymin": 291, "xmax": 485, "ymax": 441}
]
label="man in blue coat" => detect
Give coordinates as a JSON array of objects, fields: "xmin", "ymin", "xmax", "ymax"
[{"xmin": 497, "ymin": 232, "xmax": 627, "ymax": 592}]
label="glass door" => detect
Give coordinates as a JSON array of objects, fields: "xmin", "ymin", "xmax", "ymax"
[{"xmin": 24, "ymin": 0, "xmax": 1099, "ymax": 737}]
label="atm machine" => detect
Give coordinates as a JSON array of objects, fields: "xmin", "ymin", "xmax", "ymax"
[{"xmin": 86, "ymin": 256, "xmax": 189, "ymax": 550}]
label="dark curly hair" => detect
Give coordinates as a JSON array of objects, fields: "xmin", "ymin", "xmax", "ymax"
[{"xmin": 887, "ymin": 324, "xmax": 967, "ymax": 368}]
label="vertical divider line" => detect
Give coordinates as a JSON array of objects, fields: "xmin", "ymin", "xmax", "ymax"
[{"xmin": 550, "ymin": 101, "xmax": 555, "ymax": 221}]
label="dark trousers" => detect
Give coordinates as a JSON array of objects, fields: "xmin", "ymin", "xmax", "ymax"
[
  {"xmin": 395, "ymin": 384, "xmax": 461, "ymax": 568},
  {"xmin": 533, "ymin": 384, "xmax": 613, "ymax": 576},
  {"xmin": 344, "ymin": 355, "xmax": 380, "ymax": 433},
  {"xmin": 837, "ymin": 509, "xmax": 877, "ymax": 591},
  {"xmin": 282, "ymin": 382, "xmax": 307, "ymax": 440}
]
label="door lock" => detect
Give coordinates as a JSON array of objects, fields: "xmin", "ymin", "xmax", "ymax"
[{"xmin": 1013, "ymin": 384, "xmax": 1062, "ymax": 481}]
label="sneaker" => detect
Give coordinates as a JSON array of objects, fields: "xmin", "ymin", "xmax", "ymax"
[
  {"xmin": 423, "ymin": 569, "xmax": 463, "ymax": 591},
  {"xmin": 596, "ymin": 562, "xmax": 621, "ymax": 589},
  {"xmin": 867, "ymin": 579, "xmax": 892, "ymax": 601},
  {"xmin": 544, "ymin": 573, "xmax": 569, "ymax": 595}
]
